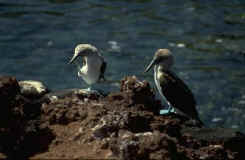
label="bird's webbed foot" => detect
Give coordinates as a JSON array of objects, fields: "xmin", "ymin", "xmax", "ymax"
[{"xmin": 160, "ymin": 105, "xmax": 176, "ymax": 115}]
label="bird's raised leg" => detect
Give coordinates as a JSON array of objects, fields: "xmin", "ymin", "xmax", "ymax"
[{"xmin": 166, "ymin": 101, "xmax": 176, "ymax": 113}]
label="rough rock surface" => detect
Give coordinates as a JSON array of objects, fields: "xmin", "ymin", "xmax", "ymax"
[
  {"xmin": 18, "ymin": 80, "xmax": 49, "ymax": 99},
  {"xmin": 0, "ymin": 76, "xmax": 54, "ymax": 159},
  {"xmin": 0, "ymin": 75, "xmax": 244, "ymax": 159}
]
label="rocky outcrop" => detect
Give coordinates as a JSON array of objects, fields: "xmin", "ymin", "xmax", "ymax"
[
  {"xmin": 18, "ymin": 80, "xmax": 49, "ymax": 99},
  {"xmin": 0, "ymin": 76, "xmax": 54, "ymax": 159},
  {"xmin": 0, "ymin": 75, "xmax": 244, "ymax": 159}
]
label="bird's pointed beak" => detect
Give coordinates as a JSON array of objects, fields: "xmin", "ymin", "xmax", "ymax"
[
  {"xmin": 144, "ymin": 57, "xmax": 157, "ymax": 73},
  {"xmin": 68, "ymin": 53, "xmax": 79, "ymax": 64}
]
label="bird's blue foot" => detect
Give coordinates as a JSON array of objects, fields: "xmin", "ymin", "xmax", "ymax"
[
  {"xmin": 160, "ymin": 109, "xmax": 169, "ymax": 114},
  {"xmin": 160, "ymin": 107, "xmax": 176, "ymax": 115}
]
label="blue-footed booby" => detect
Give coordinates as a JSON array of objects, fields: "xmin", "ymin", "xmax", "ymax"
[
  {"xmin": 144, "ymin": 49, "xmax": 203, "ymax": 125},
  {"xmin": 69, "ymin": 44, "xmax": 106, "ymax": 92}
]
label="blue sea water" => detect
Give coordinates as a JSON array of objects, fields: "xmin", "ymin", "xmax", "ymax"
[{"xmin": 1, "ymin": 0, "xmax": 245, "ymax": 131}]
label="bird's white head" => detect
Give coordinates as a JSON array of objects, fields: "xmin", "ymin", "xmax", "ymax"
[
  {"xmin": 69, "ymin": 44, "xmax": 98, "ymax": 64},
  {"xmin": 144, "ymin": 49, "xmax": 174, "ymax": 72}
]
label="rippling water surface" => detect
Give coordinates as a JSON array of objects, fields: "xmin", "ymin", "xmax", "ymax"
[{"xmin": 1, "ymin": 0, "xmax": 245, "ymax": 131}]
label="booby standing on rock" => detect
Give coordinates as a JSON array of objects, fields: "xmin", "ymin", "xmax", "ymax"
[
  {"xmin": 144, "ymin": 49, "xmax": 203, "ymax": 125},
  {"xmin": 69, "ymin": 44, "xmax": 106, "ymax": 92}
]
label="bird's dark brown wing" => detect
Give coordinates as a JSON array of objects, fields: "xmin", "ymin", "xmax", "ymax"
[
  {"xmin": 159, "ymin": 70, "xmax": 201, "ymax": 121},
  {"xmin": 99, "ymin": 60, "xmax": 107, "ymax": 81}
]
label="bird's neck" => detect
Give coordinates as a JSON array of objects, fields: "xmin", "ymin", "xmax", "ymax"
[{"xmin": 155, "ymin": 64, "xmax": 170, "ymax": 73}]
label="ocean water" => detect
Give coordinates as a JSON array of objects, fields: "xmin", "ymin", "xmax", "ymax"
[{"xmin": 1, "ymin": 0, "xmax": 245, "ymax": 131}]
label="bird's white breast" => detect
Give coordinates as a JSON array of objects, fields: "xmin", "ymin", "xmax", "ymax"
[
  {"xmin": 157, "ymin": 66, "xmax": 164, "ymax": 80},
  {"xmin": 78, "ymin": 56, "xmax": 103, "ymax": 85},
  {"xmin": 154, "ymin": 65, "xmax": 164, "ymax": 96}
]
